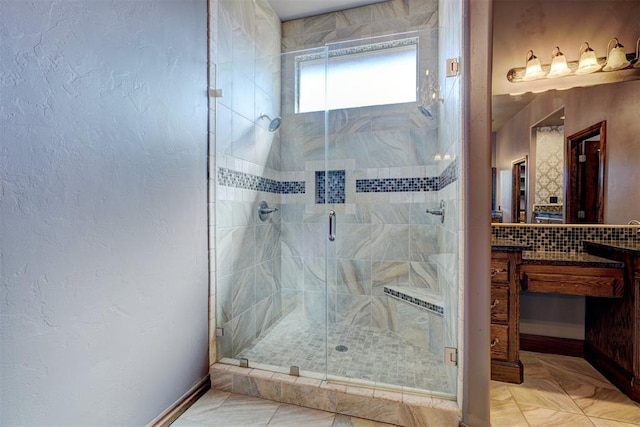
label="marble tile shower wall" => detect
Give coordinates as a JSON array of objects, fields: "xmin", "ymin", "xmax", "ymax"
[
  {"xmin": 213, "ymin": 0, "xmax": 284, "ymax": 361},
  {"xmin": 276, "ymin": 0, "xmax": 461, "ymax": 363}
]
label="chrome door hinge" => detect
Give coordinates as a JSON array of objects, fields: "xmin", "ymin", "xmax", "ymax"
[
  {"xmin": 209, "ymin": 88, "xmax": 224, "ymax": 98},
  {"xmin": 445, "ymin": 347, "xmax": 458, "ymax": 366},
  {"xmin": 446, "ymin": 58, "xmax": 459, "ymax": 77}
]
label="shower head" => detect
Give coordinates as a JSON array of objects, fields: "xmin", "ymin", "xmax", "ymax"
[
  {"xmin": 418, "ymin": 105, "xmax": 434, "ymax": 120},
  {"xmin": 258, "ymin": 113, "xmax": 282, "ymax": 132}
]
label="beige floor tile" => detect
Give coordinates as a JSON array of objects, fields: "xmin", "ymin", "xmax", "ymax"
[
  {"xmin": 267, "ymin": 403, "xmax": 335, "ymax": 426},
  {"xmin": 490, "ymin": 396, "xmax": 529, "ymax": 427},
  {"xmin": 537, "ymin": 353, "xmax": 615, "ymax": 393},
  {"xmin": 573, "ymin": 387, "xmax": 640, "ymax": 424},
  {"xmin": 508, "ymin": 376, "xmax": 582, "ymax": 414},
  {"xmin": 490, "ymin": 381, "xmax": 513, "ymax": 402},
  {"xmin": 520, "ymin": 351, "xmax": 552, "ymax": 380},
  {"xmin": 179, "ymin": 389, "xmax": 231, "ymax": 421},
  {"xmin": 519, "ymin": 404, "xmax": 594, "ymax": 427},
  {"xmin": 589, "ymin": 417, "xmax": 640, "ymax": 427},
  {"xmin": 184, "ymin": 393, "xmax": 280, "ymax": 426},
  {"xmin": 331, "ymin": 414, "xmax": 397, "ymax": 426},
  {"xmin": 170, "ymin": 419, "xmax": 207, "ymax": 427}
]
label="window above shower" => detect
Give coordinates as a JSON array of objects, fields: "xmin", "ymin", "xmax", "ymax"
[{"xmin": 295, "ymin": 38, "xmax": 418, "ymax": 113}]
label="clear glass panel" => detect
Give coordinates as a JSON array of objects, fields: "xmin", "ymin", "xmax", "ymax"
[
  {"xmin": 214, "ymin": 21, "xmax": 330, "ymax": 375},
  {"xmin": 324, "ymin": 29, "xmax": 457, "ymax": 396}
]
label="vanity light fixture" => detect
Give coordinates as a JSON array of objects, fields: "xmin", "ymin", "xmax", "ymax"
[
  {"xmin": 547, "ymin": 46, "xmax": 571, "ymax": 78},
  {"xmin": 507, "ymin": 37, "xmax": 637, "ymax": 84},
  {"xmin": 522, "ymin": 50, "xmax": 547, "ymax": 81},
  {"xmin": 603, "ymin": 37, "xmax": 630, "ymax": 71},
  {"xmin": 575, "ymin": 42, "xmax": 602, "ymax": 75}
]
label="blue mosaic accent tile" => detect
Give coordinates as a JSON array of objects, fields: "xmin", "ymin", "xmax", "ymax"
[
  {"xmin": 383, "ymin": 287, "xmax": 444, "ymax": 316},
  {"xmin": 316, "ymin": 170, "xmax": 345, "ymax": 204},
  {"xmin": 217, "ymin": 167, "xmax": 305, "ymax": 194},
  {"xmin": 355, "ymin": 159, "xmax": 459, "ymax": 193},
  {"xmin": 439, "ymin": 159, "xmax": 458, "ymax": 190},
  {"xmin": 355, "ymin": 177, "xmax": 439, "ymax": 193}
]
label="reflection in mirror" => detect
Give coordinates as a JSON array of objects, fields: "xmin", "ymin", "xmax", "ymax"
[
  {"xmin": 531, "ymin": 108, "xmax": 565, "ymax": 223},
  {"xmin": 511, "ymin": 156, "xmax": 527, "ymax": 223},
  {"xmin": 565, "ymin": 121, "xmax": 606, "ymax": 224}
]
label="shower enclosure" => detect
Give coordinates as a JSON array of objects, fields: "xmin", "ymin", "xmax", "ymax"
[{"xmin": 213, "ymin": 23, "xmax": 460, "ymax": 398}]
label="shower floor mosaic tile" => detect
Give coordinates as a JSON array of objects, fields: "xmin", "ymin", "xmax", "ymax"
[{"xmin": 235, "ymin": 308, "xmax": 452, "ymax": 393}]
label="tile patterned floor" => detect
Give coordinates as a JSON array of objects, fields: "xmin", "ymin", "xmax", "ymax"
[
  {"xmin": 235, "ymin": 309, "xmax": 451, "ymax": 393},
  {"xmin": 171, "ymin": 389, "xmax": 398, "ymax": 427},
  {"xmin": 491, "ymin": 351, "xmax": 640, "ymax": 426},
  {"xmin": 175, "ymin": 351, "xmax": 640, "ymax": 426}
]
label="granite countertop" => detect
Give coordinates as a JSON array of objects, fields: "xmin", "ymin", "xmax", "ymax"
[
  {"xmin": 522, "ymin": 250, "xmax": 625, "ymax": 268},
  {"xmin": 583, "ymin": 240, "xmax": 640, "ymax": 256},
  {"xmin": 491, "ymin": 239, "xmax": 533, "ymax": 251}
]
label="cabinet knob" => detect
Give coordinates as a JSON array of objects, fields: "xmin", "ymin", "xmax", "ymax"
[
  {"xmin": 491, "ymin": 269, "xmax": 499, "ymax": 277},
  {"xmin": 490, "ymin": 338, "xmax": 500, "ymax": 348},
  {"xmin": 490, "ymin": 299, "xmax": 500, "ymax": 308}
]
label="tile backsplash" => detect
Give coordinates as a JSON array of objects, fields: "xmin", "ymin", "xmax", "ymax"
[{"xmin": 492, "ymin": 224, "xmax": 640, "ymax": 253}]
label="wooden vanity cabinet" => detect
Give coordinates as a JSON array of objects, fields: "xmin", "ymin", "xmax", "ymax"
[
  {"xmin": 583, "ymin": 243, "xmax": 640, "ymax": 403},
  {"xmin": 490, "ymin": 249, "xmax": 523, "ymax": 383}
]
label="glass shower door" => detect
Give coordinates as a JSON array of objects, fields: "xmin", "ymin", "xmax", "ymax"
[
  {"xmin": 322, "ymin": 30, "xmax": 458, "ymax": 395},
  {"xmin": 213, "ymin": 42, "xmax": 332, "ymax": 377}
]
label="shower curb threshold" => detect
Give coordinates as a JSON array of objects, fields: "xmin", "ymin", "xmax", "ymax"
[{"xmin": 210, "ymin": 362, "xmax": 461, "ymax": 426}]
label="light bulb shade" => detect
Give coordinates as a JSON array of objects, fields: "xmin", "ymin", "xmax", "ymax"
[
  {"xmin": 522, "ymin": 50, "xmax": 546, "ymax": 81},
  {"xmin": 603, "ymin": 38, "xmax": 630, "ymax": 71},
  {"xmin": 576, "ymin": 42, "xmax": 602, "ymax": 75},
  {"xmin": 547, "ymin": 47, "xmax": 571, "ymax": 78}
]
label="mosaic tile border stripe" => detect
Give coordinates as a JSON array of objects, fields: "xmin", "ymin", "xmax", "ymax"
[
  {"xmin": 383, "ymin": 286, "xmax": 444, "ymax": 316},
  {"xmin": 355, "ymin": 176, "xmax": 438, "ymax": 193},
  {"xmin": 356, "ymin": 159, "xmax": 459, "ymax": 193},
  {"xmin": 218, "ymin": 158, "xmax": 458, "ymax": 196},
  {"xmin": 492, "ymin": 224, "xmax": 640, "ymax": 253},
  {"xmin": 218, "ymin": 167, "xmax": 305, "ymax": 194},
  {"xmin": 439, "ymin": 159, "xmax": 458, "ymax": 190}
]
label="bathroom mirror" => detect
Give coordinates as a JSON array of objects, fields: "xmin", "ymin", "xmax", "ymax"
[{"xmin": 491, "ymin": 0, "xmax": 640, "ymax": 225}]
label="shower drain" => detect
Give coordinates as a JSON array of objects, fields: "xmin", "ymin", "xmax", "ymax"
[{"xmin": 335, "ymin": 345, "xmax": 348, "ymax": 352}]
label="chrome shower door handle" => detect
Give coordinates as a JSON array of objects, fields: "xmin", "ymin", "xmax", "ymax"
[{"xmin": 328, "ymin": 210, "xmax": 336, "ymax": 242}]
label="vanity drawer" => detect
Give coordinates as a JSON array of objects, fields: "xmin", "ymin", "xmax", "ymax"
[
  {"xmin": 520, "ymin": 264, "xmax": 624, "ymax": 298},
  {"xmin": 490, "ymin": 324, "xmax": 509, "ymax": 360},
  {"xmin": 491, "ymin": 255, "xmax": 511, "ymax": 284},
  {"xmin": 490, "ymin": 286, "xmax": 509, "ymax": 323}
]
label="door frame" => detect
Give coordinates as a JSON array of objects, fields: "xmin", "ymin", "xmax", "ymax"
[{"xmin": 565, "ymin": 121, "xmax": 606, "ymax": 224}]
